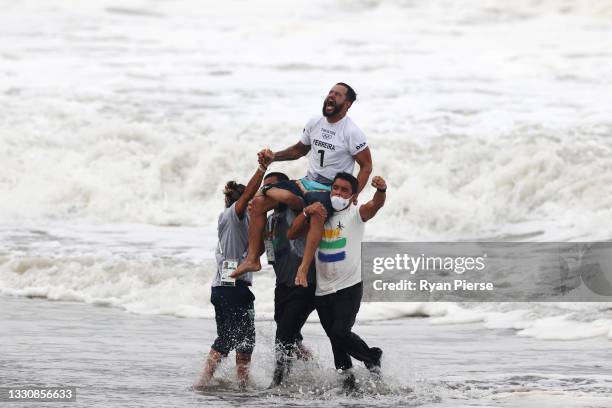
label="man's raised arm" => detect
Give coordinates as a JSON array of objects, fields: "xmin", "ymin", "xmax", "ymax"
[
  {"xmin": 358, "ymin": 175, "xmax": 386, "ymax": 222},
  {"xmin": 258, "ymin": 142, "xmax": 311, "ymax": 165},
  {"xmin": 234, "ymin": 159, "xmax": 272, "ymax": 218}
]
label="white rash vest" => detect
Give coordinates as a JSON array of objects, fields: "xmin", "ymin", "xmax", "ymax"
[{"xmin": 300, "ymin": 115, "xmax": 368, "ymax": 184}]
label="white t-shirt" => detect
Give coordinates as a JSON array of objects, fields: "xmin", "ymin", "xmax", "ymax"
[
  {"xmin": 300, "ymin": 116, "xmax": 368, "ymax": 184},
  {"xmin": 315, "ymin": 204, "xmax": 365, "ymax": 296}
]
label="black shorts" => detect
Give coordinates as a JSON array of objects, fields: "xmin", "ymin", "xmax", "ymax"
[
  {"xmin": 266, "ymin": 180, "xmax": 333, "ymax": 216},
  {"xmin": 210, "ymin": 285, "xmax": 256, "ymax": 356}
]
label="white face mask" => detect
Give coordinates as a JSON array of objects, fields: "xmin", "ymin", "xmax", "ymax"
[{"xmin": 331, "ymin": 195, "xmax": 350, "ymax": 211}]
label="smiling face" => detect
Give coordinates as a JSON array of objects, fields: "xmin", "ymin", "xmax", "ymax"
[{"xmin": 322, "ymin": 84, "xmax": 351, "ymax": 118}]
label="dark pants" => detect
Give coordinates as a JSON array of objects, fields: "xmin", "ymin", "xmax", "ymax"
[
  {"xmin": 274, "ymin": 284, "xmax": 315, "ymax": 357},
  {"xmin": 315, "ymin": 282, "xmax": 379, "ymax": 370},
  {"xmin": 272, "ymin": 284, "xmax": 315, "ymax": 384},
  {"xmin": 210, "ymin": 285, "xmax": 256, "ymax": 356}
]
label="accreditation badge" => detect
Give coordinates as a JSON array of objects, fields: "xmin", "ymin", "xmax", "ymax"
[
  {"xmin": 264, "ymin": 239, "xmax": 275, "ymax": 265},
  {"xmin": 220, "ymin": 259, "xmax": 237, "ymax": 286}
]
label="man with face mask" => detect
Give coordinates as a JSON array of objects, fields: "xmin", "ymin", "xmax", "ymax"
[
  {"xmin": 288, "ymin": 172, "xmax": 387, "ymax": 389},
  {"xmin": 233, "ymin": 82, "xmax": 372, "ymax": 281}
]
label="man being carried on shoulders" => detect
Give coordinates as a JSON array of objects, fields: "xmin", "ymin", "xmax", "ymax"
[{"xmin": 233, "ymin": 82, "xmax": 372, "ymax": 280}]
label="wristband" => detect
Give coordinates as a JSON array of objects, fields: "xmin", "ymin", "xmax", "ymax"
[
  {"xmin": 303, "ymin": 210, "xmax": 310, "ymax": 220},
  {"xmin": 377, "ymin": 188, "xmax": 387, "ymax": 193}
]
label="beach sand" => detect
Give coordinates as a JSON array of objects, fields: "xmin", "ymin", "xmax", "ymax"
[{"xmin": 2, "ymin": 295, "xmax": 610, "ymax": 407}]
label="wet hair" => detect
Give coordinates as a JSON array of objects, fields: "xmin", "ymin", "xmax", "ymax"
[
  {"xmin": 333, "ymin": 172, "xmax": 359, "ymax": 194},
  {"xmin": 336, "ymin": 82, "xmax": 357, "ymax": 103},
  {"xmin": 264, "ymin": 172, "xmax": 289, "ymax": 183},
  {"xmin": 223, "ymin": 181, "xmax": 246, "ymax": 207}
]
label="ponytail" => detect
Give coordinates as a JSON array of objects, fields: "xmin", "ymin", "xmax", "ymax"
[{"xmin": 224, "ymin": 181, "xmax": 246, "ymax": 207}]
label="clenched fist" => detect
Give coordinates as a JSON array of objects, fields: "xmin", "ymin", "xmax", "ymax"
[
  {"xmin": 257, "ymin": 149, "xmax": 274, "ymax": 167},
  {"xmin": 371, "ymin": 176, "xmax": 387, "ymax": 191}
]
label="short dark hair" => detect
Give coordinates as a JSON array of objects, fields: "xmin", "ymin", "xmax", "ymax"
[
  {"xmin": 264, "ymin": 172, "xmax": 289, "ymax": 183},
  {"xmin": 333, "ymin": 172, "xmax": 359, "ymax": 194},
  {"xmin": 223, "ymin": 181, "xmax": 245, "ymax": 207},
  {"xmin": 336, "ymin": 82, "xmax": 357, "ymax": 103}
]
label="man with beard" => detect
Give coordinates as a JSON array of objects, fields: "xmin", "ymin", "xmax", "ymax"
[{"xmin": 232, "ymin": 83, "xmax": 372, "ymax": 283}]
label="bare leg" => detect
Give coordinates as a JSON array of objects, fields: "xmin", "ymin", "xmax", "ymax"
[
  {"xmin": 234, "ymin": 189, "xmax": 304, "ymax": 276},
  {"xmin": 192, "ymin": 349, "xmax": 223, "ymax": 390},
  {"xmin": 265, "ymin": 188, "xmax": 305, "ymax": 211},
  {"xmin": 236, "ymin": 352, "xmax": 252, "ymax": 390},
  {"xmin": 295, "ymin": 211, "xmax": 325, "ymax": 287},
  {"xmin": 233, "ymin": 194, "xmax": 279, "ymax": 275}
]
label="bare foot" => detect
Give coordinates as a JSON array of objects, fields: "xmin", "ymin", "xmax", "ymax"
[{"xmin": 232, "ymin": 259, "xmax": 261, "ymax": 278}]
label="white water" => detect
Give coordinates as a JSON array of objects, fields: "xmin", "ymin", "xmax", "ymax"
[
  {"xmin": 1, "ymin": 225, "xmax": 611, "ymax": 342},
  {"xmin": 1, "ymin": 0, "xmax": 612, "ymax": 239},
  {"xmin": 1, "ymin": 0, "xmax": 612, "ymax": 348}
]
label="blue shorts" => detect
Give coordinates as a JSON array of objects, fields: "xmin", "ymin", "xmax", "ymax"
[{"xmin": 266, "ymin": 178, "xmax": 333, "ymax": 216}]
